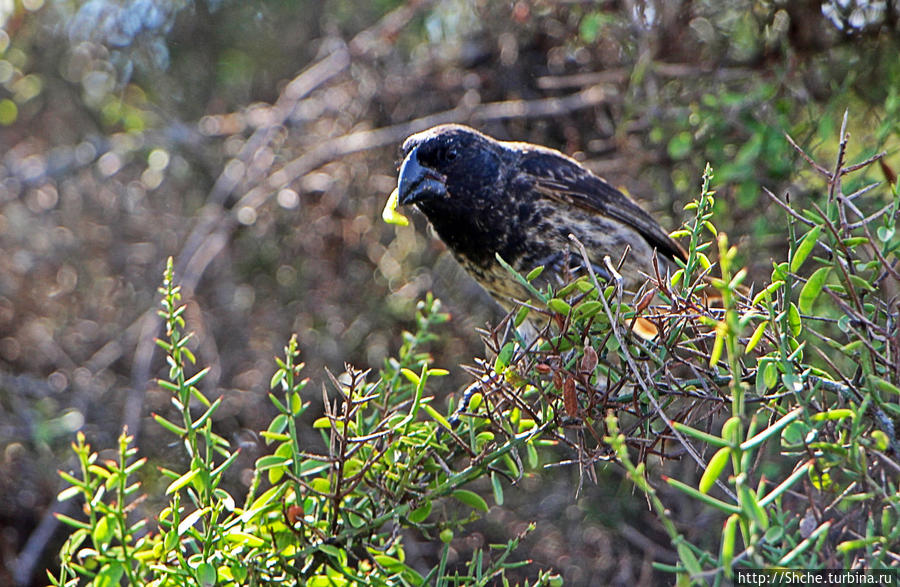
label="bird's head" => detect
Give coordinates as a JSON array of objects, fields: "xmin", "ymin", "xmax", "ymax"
[{"xmin": 397, "ymin": 124, "xmax": 503, "ymax": 211}]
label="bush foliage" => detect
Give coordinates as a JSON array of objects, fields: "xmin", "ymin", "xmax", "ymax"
[{"xmin": 53, "ymin": 118, "xmax": 900, "ymax": 584}]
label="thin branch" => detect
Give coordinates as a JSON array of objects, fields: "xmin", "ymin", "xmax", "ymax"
[
  {"xmin": 763, "ymin": 188, "xmax": 817, "ymax": 227},
  {"xmin": 784, "ymin": 132, "xmax": 830, "ymax": 176},
  {"xmin": 842, "ymin": 151, "xmax": 887, "ymax": 175}
]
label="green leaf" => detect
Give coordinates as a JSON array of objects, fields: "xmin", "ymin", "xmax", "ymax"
[
  {"xmin": 527, "ymin": 441, "xmax": 539, "ymax": 469},
  {"xmin": 245, "ymin": 484, "xmax": 286, "ymax": 519},
  {"xmin": 267, "ymin": 392, "xmax": 287, "ymax": 413},
  {"xmin": 871, "ymin": 376, "xmax": 900, "ymax": 396},
  {"xmin": 777, "ymin": 521, "xmax": 831, "ymax": 565},
  {"xmin": 871, "ymin": 430, "xmax": 890, "ymax": 451},
  {"xmin": 184, "ymin": 366, "xmax": 211, "ymax": 389},
  {"xmin": 751, "ymin": 281, "xmax": 784, "ymax": 305},
  {"xmin": 373, "ymin": 554, "xmax": 403, "ymax": 570},
  {"xmin": 721, "ymin": 514, "xmax": 739, "ymax": 578},
  {"xmin": 842, "ymin": 236, "xmax": 869, "ymax": 247},
  {"xmin": 255, "ymin": 455, "xmax": 290, "ymax": 471},
  {"xmin": 157, "ymin": 380, "xmax": 179, "ymax": 393},
  {"xmin": 190, "ymin": 395, "xmax": 223, "ymax": 430},
  {"xmin": 266, "ymin": 413, "xmax": 289, "ymax": 439},
  {"xmin": 93, "ymin": 562, "xmax": 124, "ymax": 587},
  {"xmin": 224, "ymin": 531, "xmax": 266, "ymax": 548},
  {"xmin": 759, "ymin": 461, "xmax": 812, "ymax": 507},
  {"xmin": 664, "ymin": 477, "xmax": 741, "ymax": 514},
  {"xmin": 495, "ymin": 342, "xmax": 515, "ymax": 371},
  {"xmin": 721, "ymin": 416, "xmax": 743, "ymax": 446},
  {"xmin": 400, "ymin": 368, "xmax": 420, "ymax": 385},
  {"xmin": 310, "ymin": 477, "xmax": 331, "ymax": 495},
  {"xmin": 178, "ymin": 507, "xmax": 209, "ymax": 536},
  {"xmin": 166, "ymin": 468, "xmax": 201, "ymax": 495},
  {"xmin": 474, "ymin": 431, "xmax": 495, "ymax": 451},
  {"xmin": 268, "ymin": 463, "xmax": 287, "ymax": 485},
  {"xmin": 408, "ymin": 500, "xmax": 432, "ymax": 524},
  {"xmin": 799, "ymin": 267, "xmax": 829, "ymax": 314},
  {"xmin": 514, "ymin": 306, "xmax": 530, "ymax": 327},
  {"xmin": 809, "ymin": 467, "xmax": 833, "ymax": 491},
  {"xmin": 676, "ymin": 542, "xmax": 704, "ymax": 578},
  {"xmin": 781, "ymin": 421, "xmax": 810, "ymax": 448},
  {"xmin": 709, "ymin": 322, "xmax": 725, "ymax": 366},
  {"xmin": 422, "ymin": 403, "xmax": 453, "ymax": 431},
  {"xmin": 810, "ymin": 409, "xmax": 854, "ymax": 421},
  {"xmin": 308, "ymin": 576, "xmax": 344, "ymax": 587},
  {"xmin": 837, "ymin": 314, "xmax": 851, "ymax": 332},
  {"xmin": 259, "ymin": 430, "xmax": 291, "ymax": 444},
  {"xmin": 837, "ymin": 537, "xmax": 886, "ymax": 553},
  {"xmin": 573, "ymin": 300, "xmax": 603, "ymax": 319},
  {"xmin": 791, "ymin": 226, "xmax": 821, "ymax": 272},
  {"xmin": 491, "ymin": 471, "xmax": 504, "ymax": 506},
  {"xmin": 313, "ymin": 416, "xmax": 334, "ymax": 429},
  {"xmin": 575, "ymin": 279, "xmax": 596, "ymax": 293},
  {"xmin": 526, "ymin": 266, "xmax": 544, "ymax": 281},
  {"xmin": 699, "ymin": 447, "xmax": 731, "ymax": 494},
  {"xmin": 579, "ymin": 11, "xmax": 606, "ymax": 43},
  {"xmin": 764, "ymin": 360, "xmax": 778, "ymax": 388},
  {"xmin": 92, "ymin": 514, "xmax": 115, "ymax": 547},
  {"xmin": 197, "ymin": 562, "xmax": 217, "ymax": 587},
  {"xmin": 495, "ymin": 254, "xmax": 548, "ymax": 302},
  {"xmin": 771, "ymin": 262, "xmax": 789, "ymax": 282},
  {"xmin": 316, "ymin": 543, "xmax": 343, "ymax": 559},
  {"xmin": 58, "ymin": 469, "xmax": 85, "ymax": 488},
  {"xmin": 848, "ymin": 273, "xmax": 875, "ymax": 292},
  {"xmin": 451, "ymin": 489, "xmax": 489, "ymax": 512},
  {"xmin": 269, "ymin": 368, "xmax": 286, "ymax": 390},
  {"xmin": 744, "ymin": 320, "xmax": 768, "ymax": 354},
  {"xmin": 547, "ymin": 298, "xmax": 571, "ymax": 315},
  {"xmin": 738, "ymin": 483, "xmax": 769, "ymax": 530},
  {"xmin": 756, "ymin": 359, "xmax": 773, "ymax": 395},
  {"xmin": 741, "ymin": 407, "xmax": 803, "ymax": 451},
  {"xmin": 57, "ymin": 485, "xmax": 82, "ymax": 503},
  {"xmin": 290, "ymin": 391, "xmax": 304, "ymax": 416},
  {"xmin": 764, "ymin": 526, "xmax": 784, "ymax": 544},
  {"xmin": 670, "ymin": 422, "xmax": 730, "ymax": 448},
  {"xmin": 787, "ymin": 302, "xmax": 802, "ymax": 335}
]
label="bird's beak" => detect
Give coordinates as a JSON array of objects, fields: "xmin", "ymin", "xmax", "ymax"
[{"xmin": 397, "ymin": 146, "xmax": 447, "ymax": 205}]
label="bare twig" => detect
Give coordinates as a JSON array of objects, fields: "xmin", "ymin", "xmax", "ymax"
[
  {"xmin": 763, "ymin": 188, "xmax": 817, "ymax": 227},
  {"xmin": 842, "ymin": 151, "xmax": 887, "ymax": 175},
  {"xmin": 784, "ymin": 132, "xmax": 830, "ymax": 176}
]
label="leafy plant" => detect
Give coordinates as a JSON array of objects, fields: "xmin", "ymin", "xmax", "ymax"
[
  {"xmin": 511, "ymin": 118, "xmax": 900, "ymax": 583},
  {"xmin": 52, "ymin": 260, "xmax": 562, "ymax": 586},
  {"xmin": 53, "ymin": 119, "xmax": 899, "ymax": 585}
]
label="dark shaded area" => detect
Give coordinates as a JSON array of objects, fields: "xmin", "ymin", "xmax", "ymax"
[{"xmin": 0, "ymin": 0, "xmax": 898, "ymax": 584}]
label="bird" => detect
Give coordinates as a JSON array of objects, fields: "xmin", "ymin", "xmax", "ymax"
[{"xmin": 392, "ymin": 123, "xmax": 686, "ymax": 336}]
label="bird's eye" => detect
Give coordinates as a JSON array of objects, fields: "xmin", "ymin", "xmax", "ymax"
[{"xmin": 445, "ymin": 148, "xmax": 459, "ymax": 162}]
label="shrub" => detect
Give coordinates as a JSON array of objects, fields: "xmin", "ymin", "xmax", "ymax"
[
  {"xmin": 51, "ymin": 259, "xmax": 560, "ymax": 586},
  {"xmin": 52, "ymin": 121, "xmax": 899, "ymax": 585}
]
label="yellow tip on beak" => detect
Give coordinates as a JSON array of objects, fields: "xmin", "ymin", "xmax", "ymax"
[{"xmin": 382, "ymin": 187, "xmax": 409, "ymax": 226}]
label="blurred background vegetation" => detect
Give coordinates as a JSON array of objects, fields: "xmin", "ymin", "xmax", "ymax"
[{"xmin": 0, "ymin": 0, "xmax": 897, "ymax": 584}]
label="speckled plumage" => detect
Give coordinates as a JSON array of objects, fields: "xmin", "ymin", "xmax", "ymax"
[{"xmin": 396, "ymin": 124, "xmax": 685, "ymax": 321}]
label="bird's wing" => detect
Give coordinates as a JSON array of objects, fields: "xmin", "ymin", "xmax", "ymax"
[{"xmin": 513, "ymin": 148, "xmax": 687, "ymax": 263}]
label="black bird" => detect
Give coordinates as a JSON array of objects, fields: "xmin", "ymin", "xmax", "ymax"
[{"xmin": 395, "ymin": 124, "xmax": 685, "ymax": 332}]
